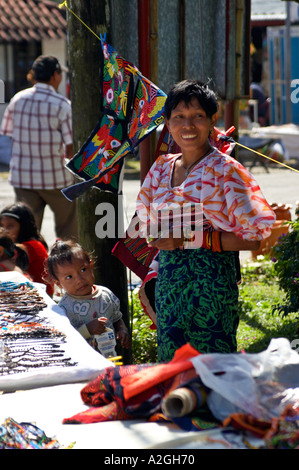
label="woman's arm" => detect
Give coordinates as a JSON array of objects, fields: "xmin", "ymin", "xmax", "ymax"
[
  {"xmin": 221, "ymin": 232, "xmax": 260, "ymax": 251},
  {"xmin": 148, "ymin": 230, "xmax": 261, "ymax": 252}
]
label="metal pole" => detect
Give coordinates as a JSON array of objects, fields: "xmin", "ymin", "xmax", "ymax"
[
  {"xmin": 285, "ymin": 1, "xmax": 292, "ymax": 123},
  {"xmin": 138, "ymin": 0, "xmax": 151, "ymax": 184}
]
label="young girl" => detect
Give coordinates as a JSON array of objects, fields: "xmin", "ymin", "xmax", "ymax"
[
  {"xmin": 46, "ymin": 240, "xmax": 131, "ymax": 354},
  {"xmin": 0, "ymin": 203, "xmax": 54, "ymax": 296},
  {"xmin": 0, "ymin": 227, "xmax": 29, "ymax": 274}
]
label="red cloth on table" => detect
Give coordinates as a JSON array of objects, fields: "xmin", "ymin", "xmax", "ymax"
[
  {"xmin": 63, "ymin": 343, "xmax": 200, "ymax": 424},
  {"xmin": 22, "ymin": 240, "xmax": 54, "ymax": 296}
]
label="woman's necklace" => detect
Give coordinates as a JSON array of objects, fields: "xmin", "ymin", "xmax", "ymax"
[{"xmin": 181, "ymin": 147, "xmax": 212, "ymax": 176}]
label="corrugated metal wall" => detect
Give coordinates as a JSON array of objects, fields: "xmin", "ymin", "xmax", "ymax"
[{"xmin": 110, "ymin": 0, "xmax": 249, "ymax": 100}]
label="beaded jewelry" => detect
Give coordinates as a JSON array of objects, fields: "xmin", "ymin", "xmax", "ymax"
[
  {"xmin": 0, "ymin": 281, "xmax": 78, "ymax": 376},
  {"xmin": 0, "ymin": 417, "xmax": 70, "ymax": 449}
]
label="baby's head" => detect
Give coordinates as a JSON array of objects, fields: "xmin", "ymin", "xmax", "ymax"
[
  {"xmin": 0, "ymin": 227, "xmax": 16, "ymax": 260},
  {"xmin": 47, "ymin": 240, "xmax": 95, "ymax": 296},
  {"xmin": 0, "ymin": 227, "xmax": 29, "ymax": 271}
]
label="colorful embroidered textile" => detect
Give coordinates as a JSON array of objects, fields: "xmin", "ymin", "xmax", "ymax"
[
  {"xmin": 67, "ymin": 115, "xmax": 126, "ymax": 194},
  {"xmin": 154, "ymin": 123, "xmax": 181, "ymax": 159},
  {"xmin": 0, "ymin": 418, "xmax": 63, "ymax": 449},
  {"xmin": 112, "ymin": 213, "xmax": 158, "ymax": 281},
  {"xmin": 65, "ymin": 37, "xmax": 134, "ymax": 195},
  {"xmin": 63, "ymin": 36, "xmax": 167, "ymax": 200},
  {"xmin": 223, "ymin": 413, "xmax": 272, "ymax": 439},
  {"xmin": 136, "ymin": 148, "xmax": 276, "ymax": 241},
  {"xmin": 264, "ymin": 405, "xmax": 299, "ymax": 449},
  {"xmin": 62, "ymin": 401, "xmax": 131, "ymax": 424},
  {"xmin": 223, "ymin": 404, "xmax": 299, "ymax": 448},
  {"xmin": 116, "ymin": 70, "xmax": 166, "ymax": 161},
  {"xmin": 155, "ymin": 248, "xmax": 239, "ymax": 362},
  {"xmin": 63, "ymin": 343, "xmax": 199, "ymax": 424},
  {"xmin": 148, "ymin": 410, "xmax": 219, "ymax": 432}
]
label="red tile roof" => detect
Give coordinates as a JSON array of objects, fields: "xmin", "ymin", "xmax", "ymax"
[{"xmin": 0, "ymin": 0, "xmax": 67, "ymax": 42}]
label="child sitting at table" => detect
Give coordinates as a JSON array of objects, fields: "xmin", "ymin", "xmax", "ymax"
[
  {"xmin": 0, "ymin": 203, "xmax": 53, "ymax": 296},
  {"xmin": 46, "ymin": 239, "xmax": 131, "ymax": 354}
]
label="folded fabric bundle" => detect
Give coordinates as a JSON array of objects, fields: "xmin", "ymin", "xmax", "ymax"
[{"xmin": 63, "ymin": 343, "xmax": 199, "ymax": 424}]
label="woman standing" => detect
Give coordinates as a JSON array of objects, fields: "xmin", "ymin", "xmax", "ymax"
[{"xmin": 136, "ymin": 80, "xmax": 276, "ymax": 362}]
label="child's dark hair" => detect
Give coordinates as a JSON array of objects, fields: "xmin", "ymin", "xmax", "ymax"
[
  {"xmin": 164, "ymin": 79, "xmax": 219, "ymax": 120},
  {"xmin": 0, "ymin": 227, "xmax": 29, "ymax": 271},
  {"xmin": 0, "ymin": 227, "xmax": 17, "ymax": 259},
  {"xmin": 0, "ymin": 202, "xmax": 47, "ymax": 249},
  {"xmin": 47, "ymin": 239, "xmax": 92, "ymax": 281}
]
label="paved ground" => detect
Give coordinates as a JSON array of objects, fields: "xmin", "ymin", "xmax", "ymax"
[{"xmin": 0, "ymin": 161, "xmax": 298, "ymax": 266}]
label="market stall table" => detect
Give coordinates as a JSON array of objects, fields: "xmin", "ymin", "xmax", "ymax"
[
  {"xmin": 0, "ymin": 272, "xmax": 264, "ymax": 450},
  {"xmin": 0, "ymin": 272, "xmax": 297, "ymax": 451},
  {"xmin": 0, "ymin": 382, "xmax": 249, "ymax": 450},
  {"xmin": 0, "ymin": 272, "xmax": 237, "ymax": 450},
  {"xmin": 0, "ymin": 272, "xmax": 112, "ymax": 392}
]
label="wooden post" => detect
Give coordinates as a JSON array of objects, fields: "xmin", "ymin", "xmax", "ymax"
[
  {"xmin": 67, "ymin": 0, "xmax": 131, "ymax": 362},
  {"xmin": 225, "ymin": 0, "xmax": 245, "ymax": 158},
  {"xmin": 138, "ymin": 0, "xmax": 160, "ymax": 183}
]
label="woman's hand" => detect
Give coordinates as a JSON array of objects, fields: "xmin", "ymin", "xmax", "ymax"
[{"xmin": 147, "ymin": 233, "xmax": 184, "ymax": 250}]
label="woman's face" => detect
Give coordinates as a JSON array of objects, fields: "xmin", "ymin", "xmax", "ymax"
[
  {"xmin": 0, "ymin": 215, "xmax": 20, "ymax": 242},
  {"xmin": 165, "ymin": 98, "xmax": 217, "ymax": 157}
]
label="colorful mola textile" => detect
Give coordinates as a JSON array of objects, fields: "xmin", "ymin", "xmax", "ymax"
[
  {"xmin": 65, "ymin": 37, "xmax": 133, "ymax": 195},
  {"xmin": 63, "ymin": 343, "xmax": 199, "ymax": 424},
  {"xmin": 223, "ymin": 404, "xmax": 299, "ymax": 448},
  {"xmin": 63, "ymin": 36, "xmax": 167, "ymax": 200},
  {"xmin": 112, "ymin": 212, "xmax": 158, "ymax": 281}
]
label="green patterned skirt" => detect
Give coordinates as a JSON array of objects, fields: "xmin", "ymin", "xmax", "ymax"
[{"xmin": 155, "ymin": 248, "xmax": 239, "ymax": 362}]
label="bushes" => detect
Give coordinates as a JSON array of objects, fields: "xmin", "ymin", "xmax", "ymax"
[
  {"xmin": 129, "ymin": 255, "xmax": 299, "ymax": 362},
  {"xmin": 237, "ymin": 256, "xmax": 298, "ymax": 352},
  {"xmin": 129, "ymin": 289, "xmax": 157, "ymax": 364},
  {"xmin": 272, "ymin": 216, "xmax": 299, "ymax": 316}
]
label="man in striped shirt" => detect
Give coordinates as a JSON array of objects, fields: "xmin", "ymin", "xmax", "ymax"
[{"xmin": 0, "ymin": 55, "xmax": 77, "ymax": 240}]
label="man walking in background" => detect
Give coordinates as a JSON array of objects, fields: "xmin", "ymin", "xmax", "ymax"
[{"xmin": 0, "ymin": 55, "xmax": 77, "ymax": 240}]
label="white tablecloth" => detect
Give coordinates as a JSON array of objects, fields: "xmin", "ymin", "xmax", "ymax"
[
  {"xmin": 0, "ymin": 382, "xmax": 240, "ymax": 450},
  {"xmin": 0, "ymin": 272, "xmax": 112, "ymax": 392},
  {"xmin": 0, "ymin": 273, "xmax": 264, "ymax": 450}
]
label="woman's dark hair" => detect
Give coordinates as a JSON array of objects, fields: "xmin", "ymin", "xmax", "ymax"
[
  {"xmin": 0, "ymin": 202, "xmax": 47, "ymax": 249},
  {"xmin": 47, "ymin": 239, "xmax": 92, "ymax": 281},
  {"xmin": 15, "ymin": 245, "xmax": 29, "ymax": 272},
  {"xmin": 164, "ymin": 79, "xmax": 219, "ymax": 119}
]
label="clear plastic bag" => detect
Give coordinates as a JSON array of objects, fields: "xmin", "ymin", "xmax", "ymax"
[{"xmin": 190, "ymin": 338, "xmax": 299, "ymax": 421}]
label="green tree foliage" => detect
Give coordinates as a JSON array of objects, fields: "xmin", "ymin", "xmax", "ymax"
[{"xmin": 272, "ymin": 215, "xmax": 299, "ymax": 315}]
